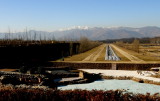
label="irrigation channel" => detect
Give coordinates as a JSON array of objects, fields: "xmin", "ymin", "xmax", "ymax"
[
  {"xmin": 58, "ymin": 79, "xmax": 160, "ymax": 94},
  {"xmin": 105, "ymin": 45, "xmax": 120, "ymax": 61}
]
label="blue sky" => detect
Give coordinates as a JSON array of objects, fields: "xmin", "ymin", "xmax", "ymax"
[{"xmin": 0, "ymin": 0, "xmax": 160, "ymax": 32}]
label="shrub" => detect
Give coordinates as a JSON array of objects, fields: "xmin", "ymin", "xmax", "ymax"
[
  {"xmin": 19, "ymin": 66, "xmax": 27, "ymax": 73},
  {"xmin": 0, "ymin": 89, "xmax": 159, "ymax": 101}
]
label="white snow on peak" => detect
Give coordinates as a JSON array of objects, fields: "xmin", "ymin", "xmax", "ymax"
[{"xmin": 58, "ymin": 26, "xmax": 90, "ymax": 31}]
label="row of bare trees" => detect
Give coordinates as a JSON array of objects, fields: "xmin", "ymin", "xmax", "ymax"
[
  {"xmin": 0, "ymin": 30, "xmax": 56, "ymax": 46},
  {"xmin": 79, "ymin": 37, "xmax": 102, "ymax": 53},
  {"xmin": 150, "ymin": 37, "xmax": 160, "ymax": 45},
  {"xmin": 1, "ymin": 33, "xmax": 55, "ymax": 41},
  {"xmin": 115, "ymin": 39, "xmax": 140, "ymax": 53},
  {"xmin": 0, "ymin": 29, "xmax": 102, "ymax": 54}
]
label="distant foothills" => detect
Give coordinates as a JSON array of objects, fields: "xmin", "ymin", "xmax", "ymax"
[{"xmin": 0, "ymin": 26, "xmax": 160, "ymax": 41}]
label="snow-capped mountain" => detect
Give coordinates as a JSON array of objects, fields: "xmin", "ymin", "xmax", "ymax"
[{"xmin": 0, "ymin": 26, "xmax": 160, "ymax": 40}]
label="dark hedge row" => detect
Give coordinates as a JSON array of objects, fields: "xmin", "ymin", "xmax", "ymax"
[
  {"xmin": 0, "ymin": 40, "xmax": 102, "ymax": 68},
  {"xmin": 0, "ymin": 42, "xmax": 80, "ymax": 67},
  {"xmin": 0, "ymin": 89, "xmax": 159, "ymax": 101}
]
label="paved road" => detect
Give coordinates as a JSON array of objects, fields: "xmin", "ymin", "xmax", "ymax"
[
  {"xmin": 82, "ymin": 44, "xmax": 106, "ymax": 61},
  {"xmin": 111, "ymin": 44, "xmax": 144, "ymax": 62}
]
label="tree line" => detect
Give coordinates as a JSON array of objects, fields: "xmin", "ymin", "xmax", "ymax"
[{"xmin": 115, "ymin": 39, "xmax": 140, "ymax": 53}]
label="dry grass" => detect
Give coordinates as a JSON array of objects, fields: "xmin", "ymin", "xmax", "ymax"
[
  {"xmin": 111, "ymin": 45, "xmax": 130, "ymax": 61},
  {"xmin": 113, "ymin": 44, "xmax": 160, "ymax": 61},
  {"xmin": 64, "ymin": 44, "xmax": 127, "ymax": 62},
  {"xmin": 140, "ymin": 44, "xmax": 160, "ymax": 60},
  {"xmin": 96, "ymin": 44, "xmax": 129, "ymax": 62},
  {"xmin": 55, "ymin": 43, "xmax": 160, "ymax": 63},
  {"xmin": 63, "ymin": 44, "xmax": 105, "ymax": 61},
  {"xmin": 96, "ymin": 45, "xmax": 106, "ymax": 61}
]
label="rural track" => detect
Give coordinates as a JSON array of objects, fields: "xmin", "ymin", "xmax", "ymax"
[
  {"xmin": 82, "ymin": 44, "xmax": 106, "ymax": 61},
  {"xmin": 111, "ymin": 44, "xmax": 144, "ymax": 62}
]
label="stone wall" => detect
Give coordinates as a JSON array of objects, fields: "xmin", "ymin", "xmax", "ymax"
[{"xmin": 51, "ymin": 62, "xmax": 160, "ymax": 70}]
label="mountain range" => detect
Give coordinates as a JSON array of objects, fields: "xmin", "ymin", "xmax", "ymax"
[
  {"xmin": 0, "ymin": 26, "xmax": 160, "ymax": 40},
  {"xmin": 54, "ymin": 26, "xmax": 160, "ymax": 40}
]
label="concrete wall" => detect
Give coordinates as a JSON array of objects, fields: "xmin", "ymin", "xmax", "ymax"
[{"xmin": 51, "ymin": 62, "xmax": 160, "ymax": 70}]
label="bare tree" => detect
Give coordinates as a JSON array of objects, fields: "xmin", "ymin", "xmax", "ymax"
[
  {"xmin": 79, "ymin": 36, "xmax": 101, "ymax": 53},
  {"xmin": 132, "ymin": 39, "xmax": 140, "ymax": 53}
]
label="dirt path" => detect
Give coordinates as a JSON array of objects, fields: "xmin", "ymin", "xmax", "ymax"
[
  {"xmin": 82, "ymin": 44, "xmax": 106, "ymax": 61},
  {"xmin": 111, "ymin": 44, "xmax": 144, "ymax": 62}
]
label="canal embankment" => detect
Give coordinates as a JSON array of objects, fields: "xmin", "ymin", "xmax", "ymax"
[{"xmin": 80, "ymin": 69, "xmax": 160, "ymax": 85}]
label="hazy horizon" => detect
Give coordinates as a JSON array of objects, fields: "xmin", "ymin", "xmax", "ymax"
[{"xmin": 0, "ymin": 25, "xmax": 160, "ymax": 33}]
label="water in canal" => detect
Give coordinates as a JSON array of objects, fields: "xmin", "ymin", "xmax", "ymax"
[{"xmin": 58, "ymin": 79, "xmax": 160, "ymax": 94}]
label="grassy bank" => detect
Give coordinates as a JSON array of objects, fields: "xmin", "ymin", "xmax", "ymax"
[
  {"xmin": 113, "ymin": 44, "xmax": 160, "ymax": 61},
  {"xmin": 64, "ymin": 44, "xmax": 104, "ymax": 61}
]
